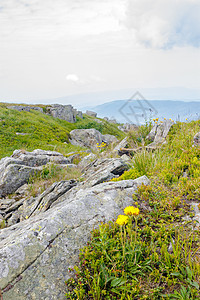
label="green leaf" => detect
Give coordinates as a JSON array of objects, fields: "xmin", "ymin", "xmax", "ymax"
[{"xmin": 110, "ymin": 278, "xmax": 127, "ymax": 287}]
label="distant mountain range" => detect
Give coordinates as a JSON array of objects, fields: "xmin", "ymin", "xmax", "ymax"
[{"xmin": 85, "ymin": 100, "xmax": 200, "ymax": 124}]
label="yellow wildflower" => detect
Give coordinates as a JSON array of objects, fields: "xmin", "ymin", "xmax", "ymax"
[
  {"xmin": 116, "ymin": 215, "xmax": 128, "ymax": 225},
  {"xmin": 124, "ymin": 206, "xmax": 140, "ymax": 216},
  {"xmin": 25, "ymin": 216, "xmax": 28, "ymax": 219}
]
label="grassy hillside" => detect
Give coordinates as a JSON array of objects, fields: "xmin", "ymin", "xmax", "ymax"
[
  {"xmin": 65, "ymin": 120, "xmax": 200, "ymax": 299},
  {"xmin": 0, "ymin": 105, "xmax": 125, "ymax": 159}
]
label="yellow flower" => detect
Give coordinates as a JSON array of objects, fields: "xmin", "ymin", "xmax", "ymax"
[
  {"xmin": 155, "ymin": 121, "xmax": 157, "ymax": 124},
  {"xmin": 164, "ymin": 118, "xmax": 166, "ymax": 120},
  {"xmin": 116, "ymin": 215, "xmax": 128, "ymax": 225},
  {"xmin": 97, "ymin": 143, "xmax": 99, "ymax": 145},
  {"xmin": 156, "ymin": 118, "xmax": 159, "ymax": 121},
  {"xmin": 124, "ymin": 206, "xmax": 140, "ymax": 216},
  {"xmin": 25, "ymin": 216, "xmax": 28, "ymax": 219}
]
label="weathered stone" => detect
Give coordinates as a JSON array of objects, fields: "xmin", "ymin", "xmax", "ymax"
[
  {"xmin": 82, "ymin": 158, "xmax": 129, "ymax": 187},
  {"xmin": 0, "ymin": 150, "xmax": 72, "ymax": 197},
  {"xmin": 0, "ymin": 164, "xmax": 41, "ymax": 197},
  {"xmin": 47, "ymin": 104, "xmax": 78, "ymax": 123},
  {"xmin": 194, "ymin": 132, "xmax": 200, "ymax": 146},
  {"xmin": 7, "ymin": 105, "xmax": 43, "ymax": 113},
  {"xmin": 78, "ymin": 153, "xmax": 97, "ymax": 169},
  {"xmin": 0, "ymin": 176, "xmax": 149, "ymax": 299},
  {"xmin": 147, "ymin": 119, "xmax": 173, "ymax": 143},
  {"xmin": 70, "ymin": 129, "xmax": 117, "ymax": 150},
  {"xmin": 6, "ymin": 211, "xmax": 20, "ymax": 227},
  {"xmin": 113, "ymin": 137, "xmax": 128, "ymax": 153},
  {"xmin": 4, "ymin": 198, "xmax": 25, "ymax": 214},
  {"xmin": 102, "ymin": 134, "xmax": 118, "ymax": 144},
  {"xmin": 19, "ymin": 180, "xmax": 77, "ymax": 219},
  {"xmin": 118, "ymin": 123, "xmax": 138, "ymax": 133},
  {"xmin": 86, "ymin": 110, "xmax": 97, "ymax": 117}
]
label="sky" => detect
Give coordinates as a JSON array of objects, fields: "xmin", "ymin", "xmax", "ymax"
[{"xmin": 0, "ymin": 0, "xmax": 200, "ymax": 105}]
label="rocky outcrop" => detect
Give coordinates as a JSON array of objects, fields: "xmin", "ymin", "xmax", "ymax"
[
  {"xmin": 0, "ymin": 150, "xmax": 72, "ymax": 197},
  {"xmin": 82, "ymin": 157, "xmax": 129, "ymax": 187},
  {"xmin": 102, "ymin": 134, "xmax": 118, "ymax": 144},
  {"xmin": 78, "ymin": 153, "xmax": 97, "ymax": 169},
  {"xmin": 86, "ymin": 110, "xmax": 97, "ymax": 117},
  {"xmin": 7, "ymin": 105, "xmax": 43, "ymax": 113},
  {"xmin": 113, "ymin": 136, "xmax": 128, "ymax": 155},
  {"xmin": 118, "ymin": 123, "xmax": 138, "ymax": 133},
  {"xmin": 0, "ymin": 176, "xmax": 149, "ymax": 299},
  {"xmin": 194, "ymin": 132, "xmax": 200, "ymax": 146},
  {"xmin": 147, "ymin": 119, "xmax": 173, "ymax": 143},
  {"xmin": 70, "ymin": 129, "xmax": 118, "ymax": 150},
  {"xmin": 7, "ymin": 104, "xmax": 83, "ymax": 123},
  {"xmin": 47, "ymin": 104, "xmax": 82, "ymax": 123}
]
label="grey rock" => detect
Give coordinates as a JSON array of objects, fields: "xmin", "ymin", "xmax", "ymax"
[
  {"xmin": 7, "ymin": 105, "xmax": 43, "ymax": 113},
  {"xmin": 6, "ymin": 211, "xmax": 20, "ymax": 227},
  {"xmin": 82, "ymin": 157, "xmax": 129, "ymax": 187},
  {"xmin": 113, "ymin": 137, "xmax": 128, "ymax": 152},
  {"xmin": 120, "ymin": 154, "xmax": 131, "ymax": 162},
  {"xmin": 0, "ymin": 164, "xmax": 41, "ymax": 197},
  {"xmin": 19, "ymin": 180, "xmax": 77, "ymax": 220},
  {"xmin": 78, "ymin": 153, "xmax": 97, "ymax": 169},
  {"xmin": 70, "ymin": 129, "xmax": 118, "ymax": 150},
  {"xmin": 102, "ymin": 134, "xmax": 118, "ymax": 144},
  {"xmin": 15, "ymin": 133, "xmax": 29, "ymax": 136},
  {"xmin": 108, "ymin": 118, "xmax": 117, "ymax": 124},
  {"xmin": 0, "ymin": 176, "xmax": 149, "ymax": 299},
  {"xmin": 194, "ymin": 132, "xmax": 200, "ymax": 146},
  {"xmin": 47, "ymin": 104, "xmax": 79, "ymax": 123},
  {"xmin": 0, "ymin": 150, "xmax": 72, "ymax": 197},
  {"xmin": 147, "ymin": 119, "xmax": 173, "ymax": 143},
  {"xmin": 86, "ymin": 110, "xmax": 97, "ymax": 117},
  {"xmin": 4, "ymin": 198, "xmax": 25, "ymax": 214},
  {"xmin": 118, "ymin": 123, "xmax": 138, "ymax": 133}
]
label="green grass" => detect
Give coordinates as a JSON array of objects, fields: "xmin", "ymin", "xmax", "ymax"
[
  {"xmin": 65, "ymin": 120, "xmax": 200, "ymax": 299},
  {"xmin": 0, "ymin": 105, "xmax": 124, "ymax": 158}
]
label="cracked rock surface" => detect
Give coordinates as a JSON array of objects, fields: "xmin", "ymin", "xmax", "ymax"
[
  {"xmin": 0, "ymin": 149, "xmax": 72, "ymax": 197},
  {"xmin": 0, "ymin": 176, "xmax": 149, "ymax": 300}
]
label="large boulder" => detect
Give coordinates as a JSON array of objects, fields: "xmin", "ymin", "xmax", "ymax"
[
  {"xmin": 0, "ymin": 150, "xmax": 72, "ymax": 197},
  {"xmin": 0, "ymin": 176, "xmax": 149, "ymax": 300},
  {"xmin": 47, "ymin": 104, "xmax": 82, "ymax": 123},
  {"xmin": 70, "ymin": 129, "xmax": 118, "ymax": 150}
]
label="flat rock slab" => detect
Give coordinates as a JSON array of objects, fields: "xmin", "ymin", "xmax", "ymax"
[{"xmin": 0, "ymin": 176, "xmax": 149, "ymax": 300}]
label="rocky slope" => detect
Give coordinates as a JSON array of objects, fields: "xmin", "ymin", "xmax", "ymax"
[{"xmin": 0, "ymin": 107, "xmax": 199, "ymax": 299}]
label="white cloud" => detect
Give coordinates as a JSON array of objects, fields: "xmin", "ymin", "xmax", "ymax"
[
  {"xmin": 125, "ymin": 0, "xmax": 200, "ymax": 48},
  {"xmin": 66, "ymin": 74, "xmax": 80, "ymax": 82}
]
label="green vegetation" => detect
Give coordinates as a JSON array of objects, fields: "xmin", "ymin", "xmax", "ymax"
[
  {"xmin": 0, "ymin": 105, "xmax": 124, "ymax": 159},
  {"xmin": 127, "ymin": 121, "xmax": 153, "ymax": 147},
  {"xmin": 65, "ymin": 120, "xmax": 200, "ymax": 299}
]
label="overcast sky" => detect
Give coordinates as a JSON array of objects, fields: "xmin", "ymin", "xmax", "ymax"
[{"xmin": 0, "ymin": 0, "xmax": 200, "ymax": 105}]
